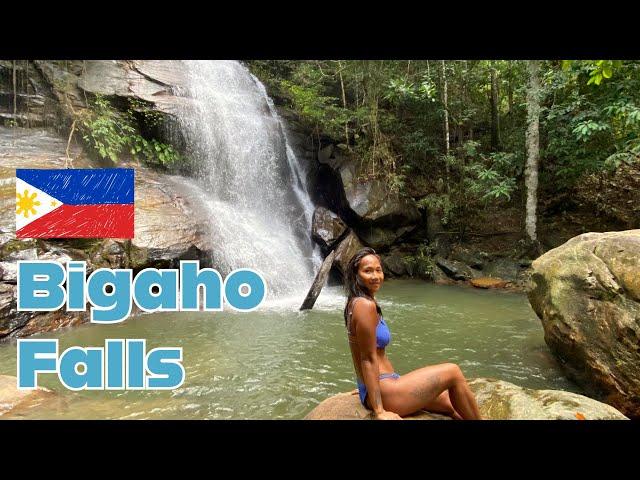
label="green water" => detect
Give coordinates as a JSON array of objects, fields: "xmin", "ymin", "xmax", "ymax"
[{"xmin": 0, "ymin": 280, "xmax": 579, "ymax": 419}]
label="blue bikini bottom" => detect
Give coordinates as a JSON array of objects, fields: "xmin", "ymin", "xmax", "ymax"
[{"xmin": 356, "ymin": 373, "xmax": 400, "ymax": 407}]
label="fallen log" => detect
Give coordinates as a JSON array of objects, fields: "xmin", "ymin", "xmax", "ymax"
[{"xmin": 300, "ymin": 249, "xmax": 337, "ymax": 311}]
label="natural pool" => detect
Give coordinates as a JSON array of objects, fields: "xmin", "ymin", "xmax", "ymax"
[{"xmin": 0, "ymin": 280, "xmax": 579, "ymax": 419}]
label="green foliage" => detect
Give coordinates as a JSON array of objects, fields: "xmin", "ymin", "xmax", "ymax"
[
  {"xmin": 79, "ymin": 95, "xmax": 181, "ymax": 166},
  {"xmin": 403, "ymin": 243, "xmax": 436, "ymax": 279},
  {"xmin": 417, "ymin": 193, "xmax": 454, "ymax": 225},
  {"xmin": 249, "ymin": 59, "xmax": 640, "ymax": 233}
]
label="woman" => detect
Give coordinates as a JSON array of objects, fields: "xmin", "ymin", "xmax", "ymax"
[{"xmin": 344, "ymin": 247, "xmax": 482, "ymax": 420}]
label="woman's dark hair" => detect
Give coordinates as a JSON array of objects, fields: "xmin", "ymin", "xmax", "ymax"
[{"xmin": 343, "ymin": 247, "xmax": 382, "ymax": 325}]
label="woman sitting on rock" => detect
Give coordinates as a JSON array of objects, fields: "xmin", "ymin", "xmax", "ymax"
[{"xmin": 344, "ymin": 247, "xmax": 482, "ymax": 420}]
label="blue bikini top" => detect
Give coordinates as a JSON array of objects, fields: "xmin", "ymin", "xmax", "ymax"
[
  {"xmin": 347, "ymin": 297, "xmax": 392, "ymax": 349},
  {"xmin": 375, "ymin": 317, "xmax": 391, "ymax": 349}
]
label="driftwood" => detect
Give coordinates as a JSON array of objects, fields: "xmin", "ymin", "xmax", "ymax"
[
  {"xmin": 300, "ymin": 249, "xmax": 337, "ymax": 311},
  {"xmin": 300, "ymin": 229, "xmax": 363, "ymax": 311}
]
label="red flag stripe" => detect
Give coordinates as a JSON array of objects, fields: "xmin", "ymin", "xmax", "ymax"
[{"xmin": 16, "ymin": 204, "xmax": 134, "ymax": 239}]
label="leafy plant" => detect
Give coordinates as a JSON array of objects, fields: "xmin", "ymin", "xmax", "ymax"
[
  {"xmin": 79, "ymin": 95, "xmax": 181, "ymax": 166},
  {"xmin": 403, "ymin": 243, "xmax": 436, "ymax": 279}
]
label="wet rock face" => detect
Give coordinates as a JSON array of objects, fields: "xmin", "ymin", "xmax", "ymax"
[
  {"xmin": 317, "ymin": 145, "xmax": 421, "ymax": 230},
  {"xmin": 0, "ymin": 61, "xmax": 61, "ymax": 127},
  {"xmin": 76, "ymin": 60, "xmax": 192, "ymax": 119},
  {"xmin": 311, "ymin": 207, "xmax": 347, "ymax": 250},
  {"xmin": 0, "ymin": 127, "xmax": 214, "ymax": 339},
  {"xmin": 304, "ymin": 378, "xmax": 628, "ymax": 420},
  {"xmin": 528, "ymin": 230, "xmax": 640, "ymax": 418}
]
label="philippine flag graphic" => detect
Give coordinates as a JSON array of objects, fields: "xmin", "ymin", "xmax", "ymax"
[{"xmin": 16, "ymin": 169, "xmax": 134, "ymax": 239}]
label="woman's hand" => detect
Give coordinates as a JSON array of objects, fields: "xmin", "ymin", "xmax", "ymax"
[{"xmin": 374, "ymin": 410, "xmax": 403, "ymax": 420}]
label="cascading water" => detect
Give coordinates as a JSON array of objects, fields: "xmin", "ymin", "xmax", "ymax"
[{"xmin": 172, "ymin": 60, "xmax": 321, "ymax": 300}]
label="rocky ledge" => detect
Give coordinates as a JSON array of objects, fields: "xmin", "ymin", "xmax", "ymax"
[{"xmin": 304, "ymin": 378, "xmax": 628, "ymax": 420}]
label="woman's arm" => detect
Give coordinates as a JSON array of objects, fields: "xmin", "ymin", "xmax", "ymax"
[{"xmin": 353, "ymin": 299, "xmax": 401, "ymax": 420}]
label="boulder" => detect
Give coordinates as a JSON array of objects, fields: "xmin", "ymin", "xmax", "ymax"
[
  {"xmin": 356, "ymin": 225, "xmax": 416, "ymax": 250},
  {"xmin": 484, "ymin": 257, "xmax": 521, "ymax": 282},
  {"xmin": 304, "ymin": 390, "xmax": 451, "ymax": 420},
  {"xmin": 528, "ymin": 230, "xmax": 640, "ymax": 418},
  {"xmin": 304, "ymin": 377, "xmax": 628, "ymax": 420},
  {"xmin": 450, "ymin": 247, "xmax": 485, "ymax": 270},
  {"xmin": 381, "ymin": 252, "xmax": 409, "ymax": 277},
  {"xmin": 431, "ymin": 265, "xmax": 456, "ymax": 285},
  {"xmin": 435, "ymin": 256, "xmax": 481, "ymax": 281},
  {"xmin": 469, "ymin": 378, "xmax": 627, "ymax": 420},
  {"xmin": 318, "ymin": 145, "xmax": 420, "ymax": 227},
  {"xmin": 0, "ymin": 375, "xmax": 58, "ymax": 417},
  {"xmin": 311, "ymin": 207, "xmax": 347, "ymax": 250}
]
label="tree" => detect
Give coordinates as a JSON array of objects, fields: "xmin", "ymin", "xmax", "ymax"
[
  {"xmin": 442, "ymin": 60, "xmax": 450, "ymax": 156},
  {"xmin": 490, "ymin": 62, "xmax": 501, "ymax": 150},
  {"xmin": 525, "ymin": 60, "xmax": 541, "ymax": 243}
]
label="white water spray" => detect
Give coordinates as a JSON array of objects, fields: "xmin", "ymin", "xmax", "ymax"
[{"xmin": 172, "ymin": 61, "xmax": 321, "ymax": 299}]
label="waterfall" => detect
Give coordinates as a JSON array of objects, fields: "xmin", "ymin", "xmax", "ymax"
[{"xmin": 172, "ymin": 60, "xmax": 320, "ymax": 300}]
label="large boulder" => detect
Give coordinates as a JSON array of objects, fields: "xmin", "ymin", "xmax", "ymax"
[
  {"xmin": 435, "ymin": 256, "xmax": 482, "ymax": 281},
  {"xmin": 304, "ymin": 377, "xmax": 628, "ymax": 420},
  {"xmin": 484, "ymin": 257, "xmax": 521, "ymax": 282},
  {"xmin": 469, "ymin": 378, "xmax": 627, "ymax": 420},
  {"xmin": 528, "ymin": 230, "xmax": 640, "ymax": 418},
  {"xmin": 318, "ymin": 145, "xmax": 421, "ymax": 228},
  {"xmin": 311, "ymin": 207, "xmax": 347, "ymax": 250},
  {"xmin": 0, "ymin": 375, "xmax": 59, "ymax": 417},
  {"xmin": 381, "ymin": 251, "xmax": 410, "ymax": 277}
]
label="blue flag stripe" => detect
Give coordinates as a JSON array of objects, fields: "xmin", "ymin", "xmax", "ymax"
[{"xmin": 16, "ymin": 168, "xmax": 134, "ymax": 205}]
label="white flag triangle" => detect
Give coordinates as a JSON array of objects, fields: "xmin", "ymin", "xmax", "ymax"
[{"xmin": 16, "ymin": 177, "xmax": 64, "ymax": 232}]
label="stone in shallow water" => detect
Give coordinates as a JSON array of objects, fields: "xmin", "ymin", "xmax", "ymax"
[
  {"xmin": 304, "ymin": 378, "xmax": 628, "ymax": 420},
  {"xmin": 470, "ymin": 277, "xmax": 509, "ymax": 289},
  {"xmin": 0, "ymin": 375, "xmax": 58, "ymax": 417}
]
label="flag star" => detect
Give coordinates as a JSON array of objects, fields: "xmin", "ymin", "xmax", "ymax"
[{"xmin": 51, "ymin": 200, "xmax": 58, "ymax": 207}]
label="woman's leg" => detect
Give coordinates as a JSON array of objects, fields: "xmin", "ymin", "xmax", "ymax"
[
  {"xmin": 379, "ymin": 363, "xmax": 481, "ymax": 419},
  {"xmin": 422, "ymin": 390, "xmax": 463, "ymax": 420}
]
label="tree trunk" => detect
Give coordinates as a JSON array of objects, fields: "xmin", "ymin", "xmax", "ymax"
[
  {"xmin": 300, "ymin": 249, "xmax": 337, "ymax": 311},
  {"xmin": 25, "ymin": 60, "xmax": 30, "ymax": 128},
  {"xmin": 490, "ymin": 63, "xmax": 501, "ymax": 150},
  {"xmin": 508, "ymin": 62, "xmax": 514, "ymax": 114},
  {"xmin": 442, "ymin": 60, "xmax": 450, "ymax": 156},
  {"xmin": 338, "ymin": 61, "xmax": 349, "ymax": 150},
  {"xmin": 12, "ymin": 61, "xmax": 17, "ymax": 121},
  {"xmin": 525, "ymin": 60, "xmax": 541, "ymax": 243}
]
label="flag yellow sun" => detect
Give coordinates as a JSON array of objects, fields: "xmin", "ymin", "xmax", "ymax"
[{"xmin": 16, "ymin": 189, "xmax": 41, "ymax": 219}]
